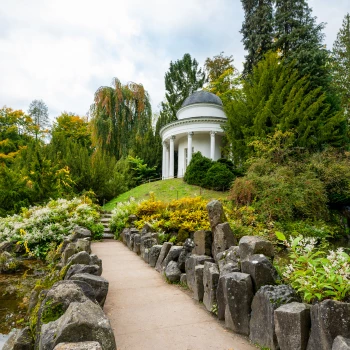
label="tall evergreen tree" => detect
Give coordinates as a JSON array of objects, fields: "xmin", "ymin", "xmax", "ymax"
[
  {"xmin": 274, "ymin": 0, "xmax": 329, "ymax": 90},
  {"xmin": 240, "ymin": 0, "xmax": 274, "ymax": 78},
  {"xmin": 331, "ymin": 13, "xmax": 350, "ymax": 113},
  {"xmin": 225, "ymin": 52, "xmax": 347, "ymax": 163},
  {"xmin": 162, "ymin": 53, "xmax": 205, "ymax": 121}
]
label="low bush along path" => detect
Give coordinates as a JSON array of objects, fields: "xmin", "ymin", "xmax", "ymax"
[{"xmin": 92, "ymin": 240, "xmax": 256, "ymax": 350}]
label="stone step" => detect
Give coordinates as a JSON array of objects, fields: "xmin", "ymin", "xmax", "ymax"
[
  {"xmin": 102, "ymin": 222, "xmax": 109, "ymax": 228},
  {"xmin": 102, "ymin": 233, "xmax": 115, "ymax": 239},
  {"xmin": 103, "ymin": 228, "xmax": 112, "ymax": 233}
]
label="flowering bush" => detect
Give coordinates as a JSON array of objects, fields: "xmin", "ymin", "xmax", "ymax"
[
  {"xmin": 109, "ymin": 198, "xmax": 138, "ymax": 238},
  {"xmin": 0, "ymin": 197, "xmax": 102, "ymax": 258},
  {"xmin": 278, "ymin": 233, "xmax": 350, "ymax": 303}
]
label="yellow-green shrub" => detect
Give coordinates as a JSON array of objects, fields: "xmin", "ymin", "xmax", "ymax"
[{"xmin": 135, "ymin": 196, "xmax": 210, "ymax": 234}]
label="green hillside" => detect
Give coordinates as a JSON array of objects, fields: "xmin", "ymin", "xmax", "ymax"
[{"xmin": 103, "ymin": 178, "xmax": 228, "ymax": 211}]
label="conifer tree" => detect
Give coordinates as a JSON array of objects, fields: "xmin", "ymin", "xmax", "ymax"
[
  {"xmin": 331, "ymin": 13, "xmax": 350, "ymax": 113},
  {"xmin": 240, "ymin": 0, "xmax": 274, "ymax": 77},
  {"xmin": 274, "ymin": 0, "xmax": 329, "ymax": 90},
  {"xmin": 225, "ymin": 52, "xmax": 347, "ymax": 163}
]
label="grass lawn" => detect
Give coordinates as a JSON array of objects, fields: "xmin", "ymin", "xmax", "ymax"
[{"xmin": 103, "ymin": 178, "xmax": 229, "ymax": 211}]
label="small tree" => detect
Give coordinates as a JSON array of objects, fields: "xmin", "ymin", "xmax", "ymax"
[{"xmin": 28, "ymin": 99, "xmax": 50, "ymax": 141}]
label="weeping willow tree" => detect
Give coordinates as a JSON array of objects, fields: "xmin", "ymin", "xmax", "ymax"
[{"xmin": 90, "ymin": 78, "xmax": 153, "ymax": 160}]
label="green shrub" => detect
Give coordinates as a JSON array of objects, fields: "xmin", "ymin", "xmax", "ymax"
[
  {"xmin": 203, "ymin": 162, "xmax": 235, "ymax": 191},
  {"xmin": 184, "ymin": 152, "xmax": 213, "ymax": 186},
  {"xmin": 230, "ymin": 161, "xmax": 329, "ymax": 221}
]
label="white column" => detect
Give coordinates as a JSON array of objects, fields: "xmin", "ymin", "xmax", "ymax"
[
  {"xmin": 210, "ymin": 131, "xmax": 216, "ymax": 160},
  {"xmin": 169, "ymin": 136, "xmax": 175, "ymax": 178},
  {"xmin": 187, "ymin": 132, "xmax": 193, "ymax": 166},
  {"xmin": 165, "ymin": 143, "xmax": 169, "ymax": 179},
  {"xmin": 162, "ymin": 141, "xmax": 167, "ymax": 179}
]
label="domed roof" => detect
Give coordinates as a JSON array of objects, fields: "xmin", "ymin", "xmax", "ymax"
[{"xmin": 181, "ymin": 90, "xmax": 223, "ymax": 108}]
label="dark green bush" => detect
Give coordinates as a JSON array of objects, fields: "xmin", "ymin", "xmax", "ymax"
[
  {"xmin": 184, "ymin": 152, "xmax": 213, "ymax": 186},
  {"xmin": 203, "ymin": 163, "xmax": 235, "ymax": 191}
]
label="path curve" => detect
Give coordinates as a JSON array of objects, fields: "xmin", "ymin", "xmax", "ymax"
[{"xmin": 92, "ymin": 240, "xmax": 256, "ymax": 350}]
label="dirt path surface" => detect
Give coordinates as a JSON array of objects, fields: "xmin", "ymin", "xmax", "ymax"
[{"xmin": 92, "ymin": 240, "xmax": 257, "ymax": 350}]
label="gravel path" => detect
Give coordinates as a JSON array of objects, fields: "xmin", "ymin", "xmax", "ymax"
[{"xmin": 92, "ymin": 240, "xmax": 256, "ymax": 350}]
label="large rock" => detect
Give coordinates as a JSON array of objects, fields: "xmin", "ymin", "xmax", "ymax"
[
  {"xmin": 69, "ymin": 274, "xmax": 109, "ymax": 307},
  {"xmin": 216, "ymin": 276, "xmax": 226, "ymax": 320},
  {"xmin": 90, "ymin": 255, "xmax": 102, "ymax": 275},
  {"xmin": 212, "ymin": 223, "xmax": 237, "ymax": 259},
  {"xmin": 75, "ymin": 239, "xmax": 91, "ymax": 254},
  {"xmin": 39, "ymin": 300, "xmax": 116, "ymax": 350},
  {"xmin": 121, "ymin": 228, "xmax": 130, "ymax": 245},
  {"xmin": 177, "ymin": 239, "xmax": 195, "ymax": 272},
  {"xmin": 129, "ymin": 233, "xmax": 135, "ymax": 251},
  {"xmin": 185, "ymin": 255, "xmax": 214, "ymax": 292},
  {"xmin": 140, "ymin": 236, "xmax": 157, "ymax": 257},
  {"xmin": 161, "ymin": 246, "xmax": 182, "ymax": 271},
  {"xmin": 66, "ymin": 251, "xmax": 91, "ymax": 266},
  {"xmin": 333, "ymin": 336, "xmax": 350, "ymax": 350},
  {"xmin": 0, "ymin": 241, "xmax": 14, "ymax": 253},
  {"xmin": 155, "ymin": 242, "xmax": 173, "ymax": 272},
  {"xmin": 206, "ymin": 200, "xmax": 226, "ymax": 231},
  {"xmin": 70, "ymin": 280, "xmax": 97, "ymax": 303},
  {"xmin": 216, "ymin": 246, "xmax": 240, "ymax": 272},
  {"xmin": 239, "ymin": 236, "xmax": 274, "ymax": 262},
  {"xmin": 34, "ymin": 281, "xmax": 89, "ymax": 347},
  {"xmin": 54, "ymin": 342, "xmax": 102, "ymax": 350},
  {"xmin": 241, "ymin": 254, "xmax": 279, "ymax": 292},
  {"xmin": 250, "ymin": 285, "xmax": 300, "ymax": 350},
  {"xmin": 220, "ymin": 263, "xmax": 240, "ymax": 276},
  {"xmin": 193, "ymin": 230, "xmax": 212, "ymax": 256},
  {"xmin": 74, "ymin": 227, "xmax": 92, "ymax": 239},
  {"xmin": 143, "ymin": 248, "xmax": 150, "ymax": 264},
  {"xmin": 62, "ymin": 243, "xmax": 77, "ymax": 265},
  {"xmin": 133, "ymin": 234, "xmax": 141, "ymax": 255},
  {"xmin": 140, "ymin": 222, "xmax": 153, "ymax": 235},
  {"xmin": 165, "ymin": 261, "xmax": 181, "ymax": 283},
  {"xmin": 275, "ymin": 302, "xmax": 311, "ymax": 350},
  {"xmin": 223, "ymin": 272, "xmax": 253, "ymax": 336},
  {"xmin": 180, "ymin": 273, "xmax": 187, "ymax": 285},
  {"xmin": 2, "ymin": 327, "xmax": 33, "ymax": 350},
  {"xmin": 149, "ymin": 245, "xmax": 162, "ymax": 267},
  {"xmin": 64, "ymin": 264, "xmax": 101, "ymax": 280},
  {"xmin": 307, "ymin": 300, "xmax": 350, "ymax": 350},
  {"xmin": 203, "ymin": 262, "xmax": 219, "ymax": 312},
  {"xmin": 193, "ymin": 265, "xmax": 204, "ymax": 302}
]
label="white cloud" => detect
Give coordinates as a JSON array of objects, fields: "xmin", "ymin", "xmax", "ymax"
[{"xmin": 0, "ymin": 0, "xmax": 348, "ymax": 121}]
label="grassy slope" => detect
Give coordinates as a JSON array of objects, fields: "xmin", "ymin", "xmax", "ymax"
[{"xmin": 103, "ymin": 178, "xmax": 228, "ymax": 211}]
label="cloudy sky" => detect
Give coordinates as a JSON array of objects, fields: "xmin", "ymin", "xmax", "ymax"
[{"xmin": 0, "ymin": 0, "xmax": 349, "ymax": 121}]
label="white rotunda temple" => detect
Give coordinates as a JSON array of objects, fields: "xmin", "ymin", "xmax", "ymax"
[{"xmin": 160, "ymin": 90, "xmax": 227, "ymax": 179}]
